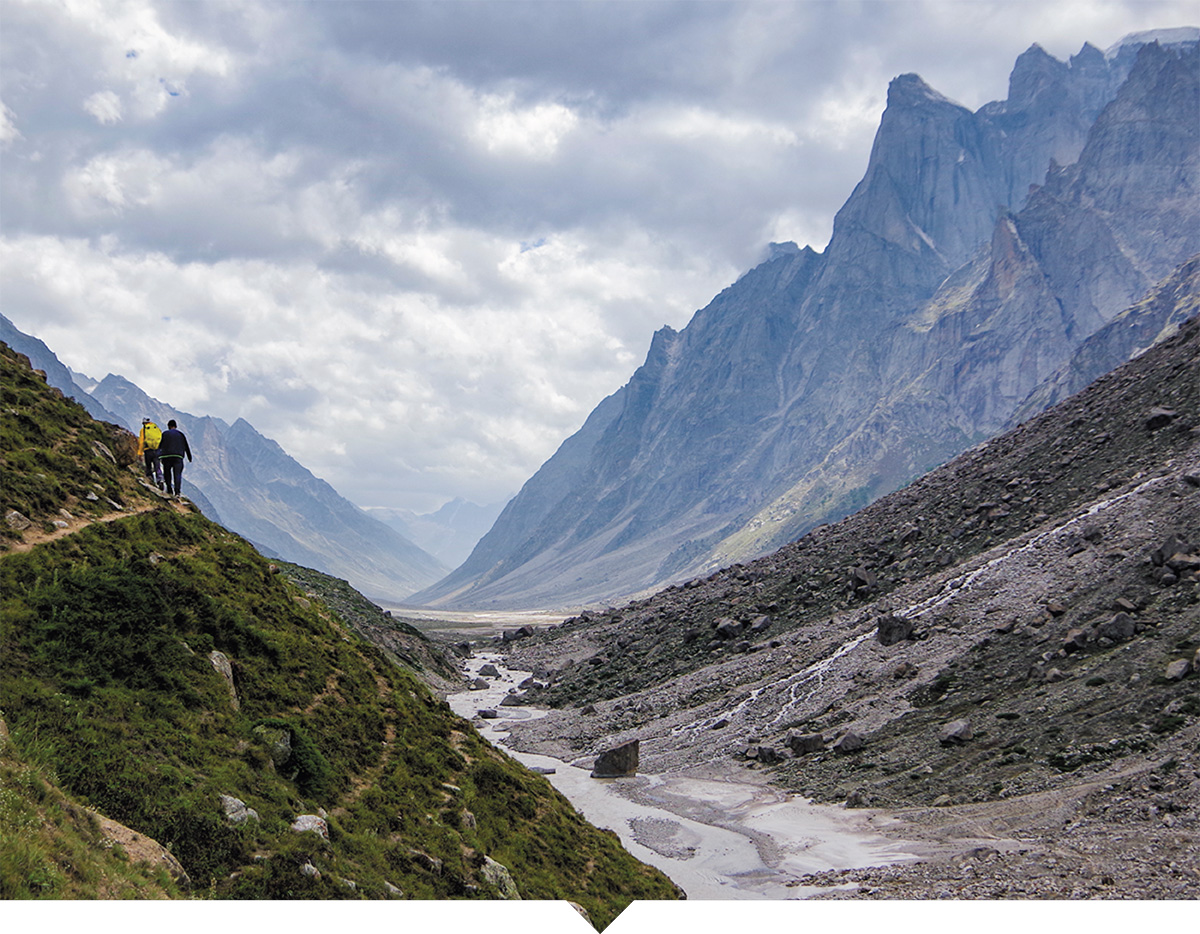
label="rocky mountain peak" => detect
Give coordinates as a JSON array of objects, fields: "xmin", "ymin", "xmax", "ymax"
[
  {"xmin": 412, "ymin": 33, "xmax": 1198, "ymax": 612},
  {"xmin": 1005, "ymin": 42, "xmax": 1069, "ymax": 108},
  {"xmin": 885, "ymin": 72, "xmax": 961, "ymax": 110}
]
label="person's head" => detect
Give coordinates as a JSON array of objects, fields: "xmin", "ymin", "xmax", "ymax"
[
  {"xmin": 143, "ymin": 417, "xmax": 151, "ymax": 424},
  {"xmin": 168, "ymin": 419, "xmax": 177, "ymax": 429}
]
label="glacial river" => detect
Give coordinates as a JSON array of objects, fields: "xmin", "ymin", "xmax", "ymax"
[{"xmin": 447, "ymin": 652, "xmax": 916, "ymax": 900}]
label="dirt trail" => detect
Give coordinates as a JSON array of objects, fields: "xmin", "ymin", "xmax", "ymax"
[{"xmin": 7, "ymin": 489, "xmax": 190, "ymax": 554}]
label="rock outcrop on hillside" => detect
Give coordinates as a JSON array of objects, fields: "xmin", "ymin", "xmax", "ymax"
[{"xmin": 415, "ymin": 36, "xmax": 1199, "ymax": 612}]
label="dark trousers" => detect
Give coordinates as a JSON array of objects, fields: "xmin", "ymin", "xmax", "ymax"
[
  {"xmin": 143, "ymin": 450, "xmax": 162, "ymax": 484},
  {"xmin": 162, "ymin": 457, "xmax": 184, "ymax": 495}
]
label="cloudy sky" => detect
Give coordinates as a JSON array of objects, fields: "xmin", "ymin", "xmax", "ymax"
[{"xmin": 2, "ymin": 0, "xmax": 1194, "ymax": 515}]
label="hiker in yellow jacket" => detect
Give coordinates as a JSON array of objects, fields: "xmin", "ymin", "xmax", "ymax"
[{"xmin": 137, "ymin": 417, "xmax": 165, "ymax": 491}]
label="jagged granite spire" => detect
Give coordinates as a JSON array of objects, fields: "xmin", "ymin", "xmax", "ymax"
[{"xmin": 412, "ymin": 36, "xmax": 1199, "ymax": 611}]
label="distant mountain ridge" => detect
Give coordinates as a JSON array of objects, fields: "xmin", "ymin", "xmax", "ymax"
[
  {"xmin": 0, "ymin": 314, "xmax": 446, "ymax": 602},
  {"xmin": 364, "ymin": 497, "xmax": 509, "ymax": 569},
  {"xmin": 413, "ymin": 34, "xmax": 1199, "ymax": 610},
  {"xmin": 90, "ymin": 374, "xmax": 448, "ymax": 603}
]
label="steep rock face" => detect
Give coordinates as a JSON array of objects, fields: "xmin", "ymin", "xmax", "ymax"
[
  {"xmin": 90, "ymin": 374, "xmax": 447, "ymax": 602},
  {"xmin": 1013, "ymin": 255, "xmax": 1200, "ymax": 419},
  {"xmin": 415, "ymin": 38, "xmax": 1198, "ymax": 611},
  {"xmin": 725, "ymin": 43, "xmax": 1199, "ymax": 561}
]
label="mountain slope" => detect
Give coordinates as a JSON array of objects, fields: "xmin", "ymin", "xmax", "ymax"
[
  {"xmin": 0, "ymin": 313, "xmax": 123, "ymax": 426},
  {"xmin": 87, "ymin": 373, "xmax": 449, "ymax": 603},
  {"xmin": 415, "ymin": 36, "xmax": 1199, "ymax": 611},
  {"xmin": 0, "ymin": 341, "xmax": 679, "ymax": 920},
  {"xmin": 0, "ymin": 316, "xmax": 447, "ymax": 602},
  {"xmin": 499, "ymin": 307, "xmax": 1200, "ymax": 846}
]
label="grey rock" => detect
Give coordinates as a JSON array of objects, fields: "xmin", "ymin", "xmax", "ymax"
[
  {"xmin": 1152, "ymin": 534, "xmax": 1192, "ymax": 566},
  {"xmin": 1096, "ymin": 612, "xmax": 1137, "ymax": 642},
  {"xmin": 1166, "ymin": 552, "xmax": 1200, "ymax": 573},
  {"xmin": 478, "ymin": 663, "xmax": 501, "ymax": 678},
  {"xmin": 939, "ymin": 719, "xmax": 974, "ymax": 745},
  {"xmin": 1145, "ymin": 406, "xmax": 1178, "ymax": 430},
  {"xmin": 785, "ymin": 732, "xmax": 825, "ymax": 755},
  {"xmin": 851, "ymin": 566, "xmax": 878, "ymax": 591},
  {"xmin": 749, "ymin": 615, "xmax": 772, "ymax": 634},
  {"xmin": 291, "ymin": 814, "xmax": 328, "ymax": 838},
  {"xmin": 481, "ymin": 856, "xmax": 521, "ymax": 899},
  {"xmin": 591, "ymin": 739, "xmax": 639, "ymax": 778},
  {"xmin": 715, "ymin": 618, "xmax": 744, "ymax": 639},
  {"xmin": 208, "ymin": 650, "xmax": 239, "ymax": 711},
  {"xmin": 219, "ymin": 794, "xmax": 259, "ymax": 824},
  {"xmin": 479, "ymin": 709, "xmax": 499, "ymax": 719},
  {"xmin": 469, "ymin": 678, "xmax": 490, "ymax": 690},
  {"xmin": 300, "ymin": 862, "xmax": 321, "ymax": 879},
  {"xmin": 408, "ymin": 849, "xmax": 442, "ymax": 874},
  {"xmin": 1165, "ymin": 659, "xmax": 1192, "ymax": 681},
  {"xmin": 877, "ymin": 614, "xmax": 915, "ymax": 646},
  {"xmin": 4, "ymin": 510, "xmax": 31, "ymax": 531},
  {"xmin": 833, "ymin": 731, "xmax": 865, "ymax": 754}
]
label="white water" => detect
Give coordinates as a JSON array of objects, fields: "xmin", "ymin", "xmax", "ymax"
[{"xmin": 448, "ymin": 653, "xmax": 915, "ymax": 900}]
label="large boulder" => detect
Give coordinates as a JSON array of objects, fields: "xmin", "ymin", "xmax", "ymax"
[
  {"xmin": 832, "ymin": 731, "xmax": 865, "ymax": 754},
  {"xmin": 785, "ymin": 732, "xmax": 825, "ymax": 755},
  {"xmin": 1096, "ymin": 612, "xmax": 1137, "ymax": 642},
  {"xmin": 290, "ymin": 814, "xmax": 328, "ymax": 838},
  {"xmin": 591, "ymin": 739, "xmax": 639, "ymax": 778},
  {"xmin": 715, "ymin": 618, "xmax": 743, "ymax": 639},
  {"xmin": 876, "ymin": 614, "xmax": 914, "ymax": 646},
  {"xmin": 220, "ymin": 794, "xmax": 259, "ymax": 824},
  {"xmin": 481, "ymin": 856, "xmax": 521, "ymax": 899},
  {"xmin": 939, "ymin": 719, "xmax": 974, "ymax": 745},
  {"xmin": 1165, "ymin": 659, "xmax": 1192, "ymax": 681}
]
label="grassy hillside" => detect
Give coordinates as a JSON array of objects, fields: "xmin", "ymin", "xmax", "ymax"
[{"xmin": 0, "ymin": 343, "xmax": 678, "ymax": 924}]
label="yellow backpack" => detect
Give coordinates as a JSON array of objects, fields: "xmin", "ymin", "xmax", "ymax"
[{"xmin": 143, "ymin": 422, "xmax": 162, "ymax": 450}]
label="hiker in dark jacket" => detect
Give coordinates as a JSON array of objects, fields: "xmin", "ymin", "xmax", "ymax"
[{"xmin": 158, "ymin": 419, "xmax": 193, "ymax": 497}]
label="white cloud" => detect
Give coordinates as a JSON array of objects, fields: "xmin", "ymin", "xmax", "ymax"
[
  {"xmin": 472, "ymin": 95, "xmax": 580, "ymax": 159},
  {"xmin": 83, "ymin": 89, "xmax": 124, "ymax": 124},
  {"xmin": 0, "ymin": 99, "xmax": 21, "ymax": 145},
  {"xmin": 1, "ymin": 0, "xmax": 1195, "ymax": 516}
]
